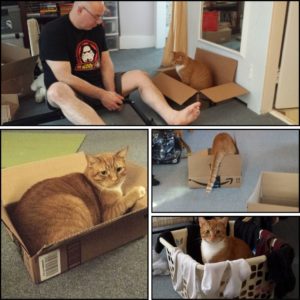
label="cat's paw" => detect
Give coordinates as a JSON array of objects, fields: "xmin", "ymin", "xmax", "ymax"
[{"xmin": 134, "ymin": 186, "xmax": 146, "ymax": 199}]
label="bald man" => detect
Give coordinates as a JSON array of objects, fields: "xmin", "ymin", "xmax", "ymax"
[{"xmin": 40, "ymin": 1, "xmax": 200, "ymax": 125}]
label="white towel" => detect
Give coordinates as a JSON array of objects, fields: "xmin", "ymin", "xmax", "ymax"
[
  {"xmin": 223, "ymin": 259, "xmax": 252, "ymax": 298},
  {"xmin": 202, "ymin": 261, "xmax": 228, "ymax": 297},
  {"xmin": 171, "ymin": 248, "xmax": 200, "ymax": 298},
  {"xmin": 152, "ymin": 250, "xmax": 170, "ymax": 276}
]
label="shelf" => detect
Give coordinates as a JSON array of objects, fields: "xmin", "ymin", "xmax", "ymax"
[{"xmin": 19, "ymin": 1, "xmax": 120, "ymax": 51}]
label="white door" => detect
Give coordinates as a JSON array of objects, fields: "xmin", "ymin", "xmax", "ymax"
[{"xmin": 274, "ymin": 1, "xmax": 299, "ymax": 109}]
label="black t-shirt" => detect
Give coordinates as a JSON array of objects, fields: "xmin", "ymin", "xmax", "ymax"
[{"xmin": 39, "ymin": 15, "xmax": 108, "ymax": 89}]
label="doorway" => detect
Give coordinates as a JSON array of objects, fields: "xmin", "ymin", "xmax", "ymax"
[{"xmin": 263, "ymin": 2, "xmax": 299, "ymax": 125}]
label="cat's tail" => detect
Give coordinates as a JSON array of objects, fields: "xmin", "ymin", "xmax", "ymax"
[{"xmin": 206, "ymin": 152, "xmax": 225, "ymax": 193}]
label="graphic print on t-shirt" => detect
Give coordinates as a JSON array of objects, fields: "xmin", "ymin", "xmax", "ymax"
[{"xmin": 75, "ymin": 40, "xmax": 100, "ymax": 71}]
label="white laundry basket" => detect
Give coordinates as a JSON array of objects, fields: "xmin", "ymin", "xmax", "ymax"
[{"xmin": 159, "ymin": 221, "xmax": 275, "ymax": 299}]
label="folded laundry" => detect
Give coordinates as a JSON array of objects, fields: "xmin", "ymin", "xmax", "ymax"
[
  {"xmin": 202, "ymin": 261, "xmax": 228, "ymax": 297},
  {"xmin": 171, "ymin": 248, "xmax": 200, "ymax": 298},
  {"xmin": 202, "ymin": 259, "xmax": 251, "ymax": 299},
  {"xmin": 223, "ymin": 259, "xmax": 251, "ymax": 298}
]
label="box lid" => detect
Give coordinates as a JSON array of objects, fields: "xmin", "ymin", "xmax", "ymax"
[
  {"xmin": 152, "ymin": 72, "xmax": 198, "ymax": 105},
  {"xmin": 247, "ymin": 172, "xmax": 299, "ymax": 212},
  {"xmin": 1, "ymin": 43, "xmax": 31, "ymax": 62},
  {"xmin": 1, "ymin": 55, "xmax": 38, "ymax": 81},
  {"xmin": 194, "ymin": 48, "xmax": 237, "ymax": 85},
  {"xmin": 200, "ymin": 82, "xmax": 249, "ymax": 103}
]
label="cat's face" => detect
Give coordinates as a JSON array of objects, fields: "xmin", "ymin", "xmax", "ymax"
[
  {"xmin": 171, "ymin": 51, "xmax": 187, "ymax": 65},
  {"xmin": 199, "ymin": 217, "xmax": 228, "ymax": 243},
  {"xmin": 85, "ymin": 147, "xmax": 128, "ymax": 189}
]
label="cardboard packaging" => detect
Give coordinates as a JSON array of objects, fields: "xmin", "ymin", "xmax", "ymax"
[
  {"xmin": 202, "ymin": 27, "xmax": 232, "ymax": 44},
  {"xmin": 247, "ymin": 172, "xmax": 299, "ymax": 212},
  {"xmin": 1, "ymin": 42, "xmax": 38, "ymax": 95},
  {"xmin": 1, "ymin": 152, "xmax": 148, "ymax": 283},
  {"xmin": 188, "ymin": 148, "xmax": 242, "ymax": 189},
  {"xmin": 1, "ymin": 94, "xmax": 19, "ymax": 124},
  {"xmin": 152, "ymin": 48, "xmax": 248, "ymax": 105}
]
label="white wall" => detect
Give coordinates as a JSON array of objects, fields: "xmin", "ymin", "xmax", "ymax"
[
  {"xmin": 119, "ymin": 1, "xmax": 155, "ymax": 49},
  {"xmin": 188, "ymin": 1, "xmax": 274, "ymax": 114}
]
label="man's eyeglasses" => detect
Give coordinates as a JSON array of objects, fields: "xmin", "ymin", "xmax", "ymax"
[{"xmin": 82, "ymin": 6, "xmax": 104, "ymax": 22}]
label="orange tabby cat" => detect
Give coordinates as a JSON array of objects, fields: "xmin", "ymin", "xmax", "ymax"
[
  {"xmin": 171, "ymin": 51, "xmax": 213, "ymax": 90},
  {"xmin": 199, "ymin": 217, "xmax": 253, "ymax": 263},
  {"xmin": 11, "ymin": 147, "xmax": 146, "ymax": 255},
  {"xmin": 206, "ymin": 132, "xmax": 238, "ymax": 193}
]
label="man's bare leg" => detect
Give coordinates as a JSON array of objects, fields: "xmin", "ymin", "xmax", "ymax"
[
  {"xmin": 47, "ymin": 82, "xmax": 105, "ymax": 125},
  {"xmin": 121, "ymin": 70, "xmax": 200, "ymax": 125}
]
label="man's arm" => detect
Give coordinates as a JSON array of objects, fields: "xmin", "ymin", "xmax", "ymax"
[
  {"xmin": 100, "ymin": 51, "xmax": 116, "ymax": 92},
  {"xmin": 46, "ymin": 60, "xmax": 123, "ymax": 110}
]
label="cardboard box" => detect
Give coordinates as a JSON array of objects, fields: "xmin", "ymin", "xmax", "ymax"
[
  {"xmin": 1, "ymin": 152, "xmax": 148, "ymax": 283},
  {"xmin": 1, "ymin": 94, "xmax": 19, "ymax": 124},
  {"xmin": 1, "ymin": 42, "xmax": 38, "ymax": 95},
  {"xmin": 247, "ymin": 172, "xmax": 299, "ymax": 212},
  {"xmin": 152, "ymin": 48, "xmax": 248, "ymax": 105},
  {"xmin": 188, "ymin": 148, "xmax": 242, "ymax": 189},
  {"xmin": 202, "ymin": 27, "xmax": 232, "ymax": 44}
]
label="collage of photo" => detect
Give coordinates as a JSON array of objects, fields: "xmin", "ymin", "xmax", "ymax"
[{"xmin": 1, "ymin": 1, "xmax": 299, "ymax": 299}]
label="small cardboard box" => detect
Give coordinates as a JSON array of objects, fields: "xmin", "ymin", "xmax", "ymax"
[
  {"xmin": 1, "ymin": 42, "xmax": 38, "ymax": 95},
  {"xmin": 1, "ymin": 94, "xmax": 19, "ymax": 124},
  {"xmin": 202, "ymin": 27, "xmax": 232, "ymax": 44},
  {"xmin": 152, "ymin": 48, "xmax": 248, "ymax": 105},
  {"xmin": 247, "ymin": 172, "xmax": 299, "ymax": 212},
  {"xmin": 1, "ymin": 152, "xmax": 148, "ymax": 283},
  {"xmin": 188, "ymin": 148, "xmax": 242, "ymax": 189}
]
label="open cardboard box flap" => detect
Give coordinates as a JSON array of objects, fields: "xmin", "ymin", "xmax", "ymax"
[
  {"xmin": 152, "ymin": 48, "xmax": 249, "ymax": 105},
  {"xmin": 1, "ymin": 152, "xmax": 147, "ymax": 257},
  {"xmin": 152, "ymin": 72, "xmax": 197, "ymax": 105},
  {"xmin": 247, "ymin": 172, "xmax": 299, "ymax": 212},
  {"xmin": 1, "ymin": 43, "xmax": 38, "ymax": 94}
]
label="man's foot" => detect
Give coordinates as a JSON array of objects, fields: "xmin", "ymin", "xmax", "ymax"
[{"xmin": 167, "ymin": 102, "xmax": 201, "ymax": 125}]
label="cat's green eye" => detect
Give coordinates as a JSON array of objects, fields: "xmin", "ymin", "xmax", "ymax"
[
  {"xmin": 100, "ymin": 171, "xmax": 107, "ymax": 176},
  {"xmin": 116, "ymin": 167, "xmax": 123, "ymax": 173}
]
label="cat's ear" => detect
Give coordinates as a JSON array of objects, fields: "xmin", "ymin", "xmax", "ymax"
[
  {"xmin": 198, "ymin": 217, "xmax": 207, "ymax": 227},
  {"xmin": 85, "ymin": 154, "xmax": 99, "ymax": 167},
  {"xmin": 220, "ymin": 217, "xmax": 229, "ymax": 225},
  {"xmin": 115, "ymin": 146, "xmax": 128, "ymax": 159}
]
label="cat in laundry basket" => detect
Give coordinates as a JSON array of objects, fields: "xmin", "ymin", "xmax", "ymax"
[
  {"xmin": 11, "ymin": 147, "xmax": 146, "ymax": 256},
  {"xmin": 199, "ymin": 217, "xmax": 253, "ymax": 263}
]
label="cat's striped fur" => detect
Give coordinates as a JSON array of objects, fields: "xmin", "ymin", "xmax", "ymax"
[{"xmin": 171, "ymin": 51, "xmax": 213, "ymax": 90}]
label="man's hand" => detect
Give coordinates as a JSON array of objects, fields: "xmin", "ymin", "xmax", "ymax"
[{"xmin": 100, "ymin": 91, "xmax": 124, "ymax": 111}]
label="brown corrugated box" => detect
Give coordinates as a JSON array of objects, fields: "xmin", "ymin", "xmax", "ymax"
[
  {"xmin": 1, "ymin": 42, "xmax": 38, "ymax": 95},
  {"xmin": 188, "ymin": 147, "xmax": 242, "ymax": 189},
  {"xmin": 203, "ymin": 27, "xmax": 232, "ymax": 44},
  {"xmin": 1, "ymin": 94, "xmax": 19, "ymax": 124},
  {"xmin": 247, "ymin": 172, "xmax": 299, "ymax": 212},
  {"xmin": 152, "ymin": 48, "xmax": 248, "ymax": 105},
  {"xmin": 1, "ymin": 152, "xmax": 148, "ymax": 283}
]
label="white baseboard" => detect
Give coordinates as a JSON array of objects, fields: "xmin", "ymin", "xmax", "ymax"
[
  {"xmin": 120, "ymin": 35, "xmax": 155, "ymax": 49},
  {"xmin": 269, "ymin": 110, "xmax": 296, "ymax": 125}
]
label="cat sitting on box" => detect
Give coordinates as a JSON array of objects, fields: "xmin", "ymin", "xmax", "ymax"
[{"xmin": 11, "ymin": 147, "xmax": 146, "ymax": 256}]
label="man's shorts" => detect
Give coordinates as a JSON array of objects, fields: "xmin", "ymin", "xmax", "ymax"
[{"xmin": 46, "ymin": 72, "xmax": 124, "ymax": 111}]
